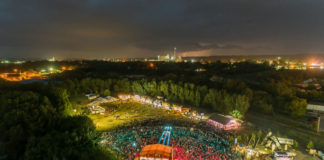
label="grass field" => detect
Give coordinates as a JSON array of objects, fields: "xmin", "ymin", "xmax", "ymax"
[
  {"xmin": 88, "ymin": 101, "xmax": 198, "ymax": 131},
  {"xmin": 70, "ymin": 94, "xmax": 90, "ymax": 105}
]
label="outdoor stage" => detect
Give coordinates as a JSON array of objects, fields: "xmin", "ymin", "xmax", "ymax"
[{"xmin": 101, "ymin": 124, "xmax": 240, "ymax": 160}]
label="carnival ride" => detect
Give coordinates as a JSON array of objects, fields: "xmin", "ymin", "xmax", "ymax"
[{"xmin": 239, "ymin": 131, "xmax": 296, "ymax": 159}]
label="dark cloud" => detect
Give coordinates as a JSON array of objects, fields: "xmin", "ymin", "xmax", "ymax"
[{"xmin": 0, "ymin": 0, "xmax": 324, "ymax": 59}]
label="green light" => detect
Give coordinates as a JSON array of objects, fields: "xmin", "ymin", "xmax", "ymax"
[{"xmin": 2, "ymin": 60, "xmax": 10, "ymax": 64}]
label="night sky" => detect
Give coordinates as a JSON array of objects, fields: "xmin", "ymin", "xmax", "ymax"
[{"xmin": 1, "ymin": 0, "xmax": 324, "ymax": 59}]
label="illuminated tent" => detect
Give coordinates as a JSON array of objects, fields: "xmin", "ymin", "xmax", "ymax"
[
  {"xmin": 118, "ymin": 94, "xmax": 130, "ymax": 100},
  {"xmin": 207, "ymin": 114, "xmax": 240, "ymax": 130},
  {"xmin": 172, "ymin": 105, "xmax": 182, "ymax": 112},
  {"xmin": 181, "ymin": 107, "xmax": 190, "ymax": 113},
  {"xmin": 139, "ymin": 144, "xmax": 172, "ymax": 160},
  {"xmin": 162, "ymin": 102, "xmax": 170, "ymax": 110}
]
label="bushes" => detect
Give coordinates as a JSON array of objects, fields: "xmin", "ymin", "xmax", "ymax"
[{"xmin": 307, "ymin": 140, "xmax": 314, "ymax": 150}]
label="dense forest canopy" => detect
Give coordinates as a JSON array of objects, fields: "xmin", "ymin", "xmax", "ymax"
[{"xmin": 0, "ymin": 83, "xmax": 117, "ymax": 160}]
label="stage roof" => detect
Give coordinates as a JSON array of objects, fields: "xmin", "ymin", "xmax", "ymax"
[
  {"xmin": 209, "ymin": 114, "xmax": 233, "ymax": 125},
  {"xmin": 140, "ymin": 144, "xmax": 172, "ymax": 159}
]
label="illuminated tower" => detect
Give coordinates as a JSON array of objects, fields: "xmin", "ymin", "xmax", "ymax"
[{"xmin": 173, "ymin": 47, "xmax": 177, "ymax": 61}]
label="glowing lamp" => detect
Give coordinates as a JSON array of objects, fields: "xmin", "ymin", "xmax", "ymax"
[{"xmin": 149, "ymin": 63, "xmax": 154, "ymax": 68}]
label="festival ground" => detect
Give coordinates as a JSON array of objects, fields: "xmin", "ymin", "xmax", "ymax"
[
  {"xmin": 88, "ymin": 100, "xmax": 240, "ymax": 159},
  {"xmin": 84, "ymin": 98, "xmax": 322, "ymax": 160},
  {"xmin": 88, "ymin": 101, "xmax": 200, "ymax": 131}
]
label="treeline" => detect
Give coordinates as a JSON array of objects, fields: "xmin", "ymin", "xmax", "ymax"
[
  {"xmin": 252, "ymin": 82, "xmax": 307, "ymax": 117},
  {"xmin": 60, "ymin": 78, "xmax": 250, "ymax": 115},
  {"xmin": 59, "ymin": 77, "xmax": 307, "ymax": 117},
  {"xmin": 0, "ymin": 84, "xmax": 117, "ymax": 160}
]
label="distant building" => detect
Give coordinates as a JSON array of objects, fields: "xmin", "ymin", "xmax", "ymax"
[
  {"xmin": 85, "ymin": 93, "xmax": 98, "ymax": 100},
  {"xmin": 48, "ymin": 56, "xmax": 56, "ymax": 62},
  {"xmin": 157, "ymin": 54, "xmax": 171, "ymax": 62},
  {"xmin": 157, "ymin": 47, "xmax": 182, "ymax": 62},
  {"xmin": 88, "ymin": 96, "xmax": 118, "ymax": 106},
  {"xmin": 320, "ymin": 115, "xmax": 324, "ymax": 132},
  {"xmin": 307, "ymin": 102, "xmax": 324, "ymax": 114},
  {"xmin": 89, "ymin": 105, "xmax": 105, "ymax": 114},
  {"xmin": 0, "ymin": 72, "xmax": 47, "ymax": 81},
  {"xmin": 307, "ymin": 102, "xmax": 324, "ymax": 132},
  {"xmin": 195, "ymin": 68, "xmax": 206, "ymax": 72}
]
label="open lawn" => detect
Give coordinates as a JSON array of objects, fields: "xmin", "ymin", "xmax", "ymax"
[
  {"xmin": 70, "ymin": 94, "xmax": 90, "ymax": 105},
  {"xmin": 88, "ymin": 101, "xmax": 198, "ymax": 131}
]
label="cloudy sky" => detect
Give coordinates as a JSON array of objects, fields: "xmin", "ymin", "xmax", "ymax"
[{"xmin": 1, "ymin": 0, "xmax": 324, "ymax": 59}]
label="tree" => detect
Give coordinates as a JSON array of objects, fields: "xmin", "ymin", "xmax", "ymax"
[
  {"xmin": 231, "ymin": 110, "xmax": 243, "ymax": 119},
  {"xmin": 194, "ymin": 89, "xmax": 201, "ymax": 107},
  {"xmin": 159, "ymin": 81, "xmax": 169, "ymax": 97},
  {"xmin": 257, "ymin": 130, "xmax": 263, "ymax": 139},
  {"xmin": 114, "ymin": 78, "xmax": 130, "ymax": 93},
  {"xmin": 0, "ymin": 91, "xmax": 56, "ymax": 159},
  {"xmin": 236, "ymin": 135, "xmax": 242, "ymax": 144},
  {"xmin": 251, "ymin": 91, "xmax": 273, "ymax": 114},
  {"xmin": 293, "ymin": 140, "xmax": 298, "ymax": 148},
  {"xmin": 233, "ymin": 95, "xmax": 250, "ymax": 116},
  {"xmin": 48, "ymin": 87, "xmax": 74, "ymax": 116},
  {"xmin": 274, "ymin": 82, "xmax": 294, "ymax": 97},
  {"xmin": 251, "ymin": 133, "xmax": 256, "ymax": 144},
  {"xmin": 0, "ymin": 88, "xmax": 117, "ymax": 160},
  {"xmin": 307, "ymin": 140, "xmax": 314, "ymax": 150},
  {"xmin": 103, "ymin": 89, "xmax": 111, "ymax": 96},
  {"xmin": 203, "ymin": 89, "xmax": 219, "ymax": 111},
  {"xmin": 132, "ymin": 81, "xmax": 145, "ymax": 95},
  {"xmin": 286, "ymin": 97, "xmax": 307, "ymax": 117}
]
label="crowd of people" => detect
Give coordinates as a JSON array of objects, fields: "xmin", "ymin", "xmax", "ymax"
[{"xmin": 101, "ymin": 120, "xmax": 240, "ymax": 160}]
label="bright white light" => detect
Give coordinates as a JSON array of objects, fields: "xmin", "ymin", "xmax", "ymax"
[{"xmin": 311, "ymin": 63, "xmax": 318, "ymax": 66}]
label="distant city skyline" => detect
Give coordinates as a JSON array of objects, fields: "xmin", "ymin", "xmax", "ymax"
[{"xmin": 1, "ymin": 0, "xmax": 324, "ymax": 59}]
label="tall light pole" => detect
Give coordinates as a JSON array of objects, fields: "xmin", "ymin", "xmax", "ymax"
[{"xmin": 173, "ymin": 47, "xmax": 176, "ymax": 61}]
